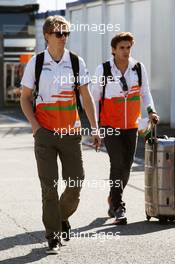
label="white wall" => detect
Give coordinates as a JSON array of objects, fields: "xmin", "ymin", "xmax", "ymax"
[
  {"xmin": 170, "ymin": 0, "xmax": 175, "ymax": 128},
  {"xmin": 151, "ymin": 0, "xmax": 172, "ymax": 124},
  {"xmin": 86, "ymin": 4, "xmax": 103, "ymax": 74},
  {"xmin": 68, "ymin": 7, "xmax": 84, "ymax": 57},
  {"xmin": 130, "ymin": 0, "xmax": 151, "ymax": 79},
  {"xmin": 129, "ymin": 0, "xmax": 151, "ymax": 117},
  {"xmin": 35, "ymin": 19, "xmax": 45, "ymax": 53},
  {"xmin": 67, "ymin": 2, "xmax": 104, "ymax": 73},
  {"xmin": 106, "ymin": 1, "xmax": 125, "ymax": 60},
  {"xmin": 65, "ymin": 0, "xmax": 174, "ymax": 125},
  {"xmin": 67, "ymin": 0, "xmax": 151, "ymax": 75}
]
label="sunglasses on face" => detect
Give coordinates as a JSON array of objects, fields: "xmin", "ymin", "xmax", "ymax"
[
  {"xmin": 50, "ymin": 31, "xmax": 70, "ymax": 38},
  {"xmin": 120, "ymin": 76, "xmax": 128, "ymax": 92}
]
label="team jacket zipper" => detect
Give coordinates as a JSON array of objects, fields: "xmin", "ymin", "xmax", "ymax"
[{"xmin": 124, "ymin": 94, "xmax": 128, "ymax": 129}]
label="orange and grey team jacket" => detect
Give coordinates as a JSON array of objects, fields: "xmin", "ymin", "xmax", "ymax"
[
  {"xmin": 91, "ymin": 57, "xmax": 156, "ymax": 130},
  {"xmin": 21, "ymin": 49, "xmax": 90, "ymax": 132}
]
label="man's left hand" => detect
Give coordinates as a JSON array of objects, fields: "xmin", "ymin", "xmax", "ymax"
[
  {"xmin": 149, "ymin": 112, "xmax": 160, "ymax": 124},
  {"xmin": 92, "ymin": 135, "xmax": 101, "ymax": 152}
]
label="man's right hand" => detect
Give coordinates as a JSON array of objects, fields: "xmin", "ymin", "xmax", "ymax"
[
  {"xmin": 20, "ymin": 87, "xmax": 42, "ymax": 137},
  {"xmin": 32, "ymin": 124, "xmax": 41, "ymax": 136}
]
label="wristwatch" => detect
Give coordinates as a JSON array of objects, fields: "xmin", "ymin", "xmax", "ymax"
[{"xmin": 147, "ymin": 106, "xmax": 157, "ymax": 115}]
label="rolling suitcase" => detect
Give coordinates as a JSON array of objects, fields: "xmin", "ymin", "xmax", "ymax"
[{"xmin": 145, "ymin": 125, "xmax": 175, "ymax": 223}]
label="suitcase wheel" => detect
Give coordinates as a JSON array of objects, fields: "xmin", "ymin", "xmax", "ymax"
[
  {"xmin": 168, "ymin": 217, "xmax": 175, "ymax": 222},
  {"xmin": 159, "ymin": 216, "xmax": 168, "ymax": 224},
  {"xmin": 146, "ymin": 213, "xmax": 151, "ymax": 221}
]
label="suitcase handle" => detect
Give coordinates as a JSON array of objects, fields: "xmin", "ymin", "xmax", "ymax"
[
  {"xmin": 149, "ymin": 124, "xmax": 168, "ymax": 144},
  {"xmin": 149, "ymin": 123, "xmax": 157, "ymax": 145}
]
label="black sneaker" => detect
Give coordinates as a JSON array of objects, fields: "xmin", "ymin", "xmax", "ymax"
[
  {"xmin": 62, "ymin": 220, "xmax": 71, "ymax": 241},
  {"xmin": 107, "ymin": 196, "xmax": 115, "ymax": 218},
  {"xmin": 46, "ymin": 238, "xmax": 62, "ymax": 254},
  {"xmin": 113, "ymin": 205, "xmax": 127, "ymax": 225}
]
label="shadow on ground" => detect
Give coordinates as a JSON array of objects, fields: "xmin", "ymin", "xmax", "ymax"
[
  {"xmin": 72, "ymin": 217, "xmax": 175, "ymax": 237},
  {"xmin": 1, "ymin": 247, "xmax": 47, "ymax": 264},
  {"xmin": 1, "ymin": 218, "xmax": 175, "ymax": 251},
  {"xmin": 1, "ymin": 217, "xmax": 175, "ymax": 263}
]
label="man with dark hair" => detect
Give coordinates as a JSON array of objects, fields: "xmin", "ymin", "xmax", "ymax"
[
  {"xmin": 111, "ymin": 32, "xmax": 135, "ymax": 49},
  {"xmin": 20, "ymin": 16, "xmax": 100, "ymax": 254},
  {"xmin": 92, "ymin": 32, "xmax": 159, "ymax": 225}
]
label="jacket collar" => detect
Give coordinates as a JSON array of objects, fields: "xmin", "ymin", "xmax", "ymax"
[
  {"xmin": 44, "ymin": 48, "xmax": 70, "ymax": 64},
  {"xmin": 110, "ymin": 56, "xmax": 138, "ymax": 75}
]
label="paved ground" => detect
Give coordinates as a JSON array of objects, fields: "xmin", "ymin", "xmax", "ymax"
[{"xmin": 0, "ymin": 111, "xmax": 175, "ymax": 264}]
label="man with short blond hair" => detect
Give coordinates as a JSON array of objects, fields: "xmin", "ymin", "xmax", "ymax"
[
  {"xmin": 43, "ymin": 16, "xmax": 71, "ymax": 36},
  {"xmin": 20, "ymin": 15, "xmax": 100, "ymax": 254}
]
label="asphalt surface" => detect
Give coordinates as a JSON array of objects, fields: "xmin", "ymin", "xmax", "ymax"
[{"xmin": 0, "ymin": 111, "xmax": 175, "ymax": 264}]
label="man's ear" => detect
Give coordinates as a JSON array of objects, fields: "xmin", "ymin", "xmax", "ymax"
[
  {"xmin": 44, "ymin": 33, "xmax": 49, "ymax": 43},
  {"xmin": 112, "ymin": 47, "xmax": 116, "ymax": 56}
]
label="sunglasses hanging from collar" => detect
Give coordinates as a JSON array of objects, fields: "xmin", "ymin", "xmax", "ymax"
[{"xmin": 120, "ymin": 75, "xmax": 128, "ymax": 92}]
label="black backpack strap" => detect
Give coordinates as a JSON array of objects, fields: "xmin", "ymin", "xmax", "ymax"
[
  {"xmin": 102, "ymin": 61, "xmax": 113, "ymax": 103},
  {"xmin": 33, "ymin": 52, "xmax": 44, "ymax": 112},
  {"xmin": 69, "ymin": 51, "xmax": 83, "ymax": 112},
  {"xmin": 132, "ymin": 62, "xmax": 142, "ymax": 87},
  {"xmin": 98, "ymin": 61, "xmax": 113, "ymax": 122}
]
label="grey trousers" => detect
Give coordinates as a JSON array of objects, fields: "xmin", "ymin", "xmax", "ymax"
[{"xmin": 34, "ymin": 127, "xmax": 84, "ymax": 239}]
